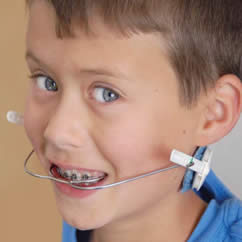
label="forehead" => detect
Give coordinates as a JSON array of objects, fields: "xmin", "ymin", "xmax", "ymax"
[
  {"xmin": 26, "ymin": 0, "xmax": 178, "ymax": 95},
  {"xmin": 27, "ymin": 0, "xmax": 164, "ymax": 44}
]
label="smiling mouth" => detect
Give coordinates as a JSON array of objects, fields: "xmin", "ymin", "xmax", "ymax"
[{"xmin": 49, "ymin": 164, "xmax": 107, "ymax": 186}]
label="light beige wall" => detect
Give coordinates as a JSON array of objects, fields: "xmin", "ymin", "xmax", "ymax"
[{"xmin": 1, "ymin": 1, "xmax": 61, "ymax": 241}]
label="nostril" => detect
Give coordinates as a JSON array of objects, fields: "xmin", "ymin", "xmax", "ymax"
[{"xmin": 44, "ymin": 131, "xmax": 86, "ymax": 150}]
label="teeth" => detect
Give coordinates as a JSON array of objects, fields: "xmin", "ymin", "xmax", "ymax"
[
  {"xmin": 56, "ymin": 167, "xmax": 105, "ymax": 183},
  {"xmin": 93, "ymin": 171, "xmax": 100, "ymax": 177},
  {"xmin": 63, "ymin": 170, "xmax": 71, "ymax": 178},
  {"xmin": 71, "ymin": 173, "xmax": 77, "ymax": 180},
  {"xmin": 73, "ymin": 172, "xmax": 82, "ymax": 181},
  {"xmin": 81, "ymin": 172, "xmax": 91, "ymax": 180}
]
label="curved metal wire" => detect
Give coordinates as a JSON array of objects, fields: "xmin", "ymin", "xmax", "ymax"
[{"xmin": 24, "ymin": 150, "xmax": 180, "ymax": 190}]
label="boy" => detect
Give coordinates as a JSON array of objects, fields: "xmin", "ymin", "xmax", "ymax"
[{"xmin": 24, "ymin": 0, "xmax": 242, "ymax": 241}]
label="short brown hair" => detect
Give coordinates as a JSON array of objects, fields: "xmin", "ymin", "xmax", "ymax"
[{"xmin": 26, "ymin": 0, "xmax": 242, "ymax": 108}]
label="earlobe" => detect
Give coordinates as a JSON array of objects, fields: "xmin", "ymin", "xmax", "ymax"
[{"xmin": 196, "ymin": 74, "xmax": 242, "ymax": 146}]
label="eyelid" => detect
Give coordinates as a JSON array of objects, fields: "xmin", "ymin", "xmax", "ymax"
[
  {"xmin": 96, "ymin": 86, "xmax": 119, "ymax": 97},
  {"xmin": 93, "ymin": 85, "xmax": 121, "ymax": 97},
  {"xmin": 91, "ymin": 81, "xmax": 123, "ymax": 97},
  {"xmin": 94, "ymin": 84, "xmax": 118, "ymax": 93},
  {"xmin": 28, "ymin": 73, "xmax": 51, "ymax": 80}
]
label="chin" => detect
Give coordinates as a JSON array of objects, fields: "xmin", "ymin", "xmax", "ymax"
[
  {"xmin": 65, "ymin": 216, "xmax": 110, "ymax": 231},
  {"xmin": 59, "ymin": 207, "xmax": 112, "ymax": 231},
  {"xmin": 53, "ymin": 188, "xmax": 115, "ymax": 231}
]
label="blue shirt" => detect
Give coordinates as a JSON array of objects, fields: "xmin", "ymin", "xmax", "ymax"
[
  {"xmin": 62, "ymin": 169, "xmax": 242, "ymax": 242},
  {"xmin": 188, "ymin": 170, "xmax": 242, "ymax": 241}
]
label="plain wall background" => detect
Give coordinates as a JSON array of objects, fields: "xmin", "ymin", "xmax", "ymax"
[
  {"xmin": 1, "ymin": 1, "xmax": 241, "ymax": 242},
  {"xmin": 1, "ymin": 1, "xmax": 61, "ymax": 242},
  {"xmin": 210, "ymin": 115, "xmax": 242, "ymax": 199}
]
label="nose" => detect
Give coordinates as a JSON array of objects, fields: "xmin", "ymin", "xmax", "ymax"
[{"xmin": 44, "ymin": 94, "xmax": 90, "ymax": 150}]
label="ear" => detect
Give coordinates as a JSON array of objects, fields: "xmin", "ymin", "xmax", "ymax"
[{"xmin": 195, "ymin": 74, "xmax": 242, "ymax": 146}]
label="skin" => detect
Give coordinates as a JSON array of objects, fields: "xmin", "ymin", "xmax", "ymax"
[{"xmin": 24, "ymin": 1, "xmax": 242, "ymax": 242}]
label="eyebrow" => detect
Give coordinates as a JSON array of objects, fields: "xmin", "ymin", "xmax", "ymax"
[
  {"xmin": 25, "ymin": 51, "xmax": 130, "ymax": 80},
  {"xmin": 26, "ymin": 51, "xmax": 50, "ymax": 71}
]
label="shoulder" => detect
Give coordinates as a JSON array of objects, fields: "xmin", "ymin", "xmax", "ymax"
[
  {"xmin": 188, "ymin": 197, "xmax": 242, "ymax": 242},
  {"xmin": 222, "ymin": 198, "xmax": 242, "ymax": 241}
]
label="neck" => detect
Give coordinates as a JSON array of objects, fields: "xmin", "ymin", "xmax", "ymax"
[{"xmin": 91, "ymin": 190, "xmax": 207, "ymax": 242}]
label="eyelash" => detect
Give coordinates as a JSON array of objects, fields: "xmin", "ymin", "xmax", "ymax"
[{"xmin": 28, "ymin": 73, "xmax": 120, "ymax": 103}]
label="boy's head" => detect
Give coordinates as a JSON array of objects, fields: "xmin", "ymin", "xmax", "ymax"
[
  {"xmin": 27, "ymin": 0, "xmax": 242, "ymax": 108},
  {"xmin": 24, "ymin": 0, "xmax": 242, "ymax": 233}
]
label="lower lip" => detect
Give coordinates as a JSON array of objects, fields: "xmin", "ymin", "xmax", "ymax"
[{"xmin": 54, "ymin": 176, "xmax": 107, "ymax": 199}]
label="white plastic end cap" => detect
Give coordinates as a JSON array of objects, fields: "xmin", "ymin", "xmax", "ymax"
[{"xmin": 7, "ymin": 111, "xmax": 24, "ymax": 125}]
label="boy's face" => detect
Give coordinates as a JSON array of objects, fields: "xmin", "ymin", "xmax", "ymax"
[{"xmin": 25, "ymin": 1, "xmax": 203, "ymax": 229}]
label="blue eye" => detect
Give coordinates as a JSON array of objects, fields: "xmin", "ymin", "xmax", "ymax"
[
  {"xmin": 93, "ymin": 87, "xmax": 119, "ymax": 103},
  {"xmin": 34, "ymin": 75, "xmax": 58, "ymax": 92}
]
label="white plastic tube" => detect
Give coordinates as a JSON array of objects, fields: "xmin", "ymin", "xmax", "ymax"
[{"xmin": 7, "ymin": 111, "xmax": 24, "ymax": 125}]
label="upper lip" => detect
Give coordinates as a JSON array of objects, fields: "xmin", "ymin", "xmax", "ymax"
[{"xmin": 49, "ymin": 159, "xmax": 107, "ymax": 174}]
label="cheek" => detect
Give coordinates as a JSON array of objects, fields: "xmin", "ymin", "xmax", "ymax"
[
  {"xmin": 24, "ymin": 97, "xmax": 36, "ymax": 145},
  {"xmin": 24, "ymin": 96, "xmax": 46, "ymax": 150},
  {"xmin": 95, "ymin": 117, "xmax": 172, "ymax": 178},
  {"xmin": 94, "ymin": 103, "xmax": 196, "ymax": 179}
]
